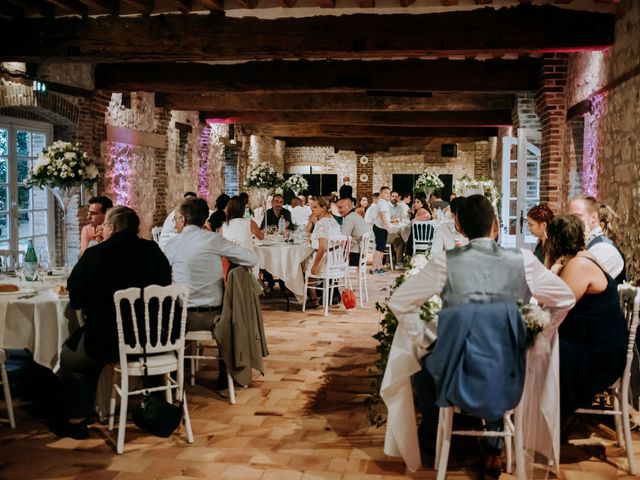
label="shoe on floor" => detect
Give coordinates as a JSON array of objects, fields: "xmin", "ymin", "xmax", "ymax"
[
  {"xmin": 52, "ymin": 418, "xmax": 89, "ymax": 440},
  {"xmin": 373, "ymin": 268, "xmax": 386, "ymax": 275}
]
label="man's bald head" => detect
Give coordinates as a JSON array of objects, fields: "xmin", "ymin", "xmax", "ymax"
[{"xmin": 336, "ymin": 198, "xmax": 354, "ymax": 217}]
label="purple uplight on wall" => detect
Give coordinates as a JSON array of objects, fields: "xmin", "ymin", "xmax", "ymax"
[
  {"xmin": 582, "ymin": 93, "xmax": 607, "ymax": 197},
  {"xmin": 198, "ymin": 124, "xmax": 212, "ymax": 199},
  {"xmin": 107, "ymin": 142, "xmax": 134, "ymax": 205}
]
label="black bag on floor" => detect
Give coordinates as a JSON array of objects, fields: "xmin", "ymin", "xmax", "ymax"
[{"xmin": 132, "ymin": 343, "xmax": 183, "ymax": 438}]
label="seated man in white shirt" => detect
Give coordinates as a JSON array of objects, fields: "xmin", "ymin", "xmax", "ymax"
[
  {"xmin": 430, "ymin": 196, "xmax": 468, "ymax": 253},
  {"xmin": 388, "ymin": 195, "xmax": 575, "ymax": 471},
  {"xmin": 290, "ymin": 197, "xmax": 311, "ymax": 229},
  {"xmin": 568, "ymin": 195, "xmax": 625, "ymax": 284},
  {"xmin": 158, "ymin": 191, "xmax": 197, "ymax": 248},
  {"xmin": 337, "ymin": 198, "xmax": 369, "ymax": 266}
]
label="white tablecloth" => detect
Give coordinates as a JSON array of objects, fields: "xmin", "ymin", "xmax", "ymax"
[
  {"xmin": 381, "ymin": 313, "xmax": 561, "ymax": 473},
  {"xmin": 254, "ymin": 242, "xmax": 314, "ymax": 303},
  {"xmin": 388, "ymin": 223, "xmax": 412, "ymax": 243},
  {"xmin": 0, "ymin": 282, "xmax": 76, "ymax": 370}
]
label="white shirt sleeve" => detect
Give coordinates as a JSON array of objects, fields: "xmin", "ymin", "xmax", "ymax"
[
  {"xmin": 589, "ymin": 242, "xmax": 624, "ymax": 279},
  {"xmin": 388, "ymin": 251, "xmax": 447, "ymax": 350},
  {"xmin": 521, "ymin": 249, "xmax": 576, "ymax": 327},
  {"xmin": 158, "ymin": 211, "xmax": 177, "ymax": 248}
]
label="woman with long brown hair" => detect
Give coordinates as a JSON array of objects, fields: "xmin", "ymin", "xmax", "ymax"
[{"xmin": 527, "ymin": 204, "xmax": 554, "ymax": 265}]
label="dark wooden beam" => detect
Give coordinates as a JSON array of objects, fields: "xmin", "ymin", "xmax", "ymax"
[
  {"xmin": 44, "ymin": 0, "xmax": 88, "ymax": 16},
  {"xmin": 399, "ymin": 0, "xmax": 416, "ymax": 7},
  {"xmin": 243, "ymin": 124, "xmax": 498, "ymax": 138},
  {"xmin": 173, "ymin": 0, "xmax": 191, "ymax": 12},
  {"xmin": 316, "ymin": 0, "xmax": 335, "ymax": 7},
  {"xmin": 95, "ymin": 59, "xmax": 540, "ymax": 93},
  {"xmin": 0, "ymin": 2, "xmax": 24, "ymax": 19},
  {"xmin": 198, "ymin": 0, "xmax": 223, "ymax": 9},
  {"xmin": 278, "ymin": 0, "xmax": 297, "ymax": 7},
  {"xmin": 120, "ymin": 0, "xmax": 154, "ymax": 14},
  {"xmin": 7, "ymin": 0, "xmax": 54, "ymax": 17},
  {"xmin": 164, "ymin": 92, "xmax": 514, "ymax": 112},
  {"xmin": 356, "ymin": 0, "xmax": 375, "ymax": 7},
  {"xmin": 201, "ymin": 109, "xmax": 512, "ymax": 127},
  {"xmin": 281, "ymin": 137, "xmax": 486, "ymax": 152},
  {"xmin": 0, "ymin": 5, "xmax": 615, "ymax": 62},
  {"xmin": 77, "ymin": 0, "xmax": 118, "ymax": 14}
]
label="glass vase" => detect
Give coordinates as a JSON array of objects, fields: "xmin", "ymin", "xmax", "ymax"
[{"xmin": 49, "ymin": 185, "xmax": 81, "ymax": 270}]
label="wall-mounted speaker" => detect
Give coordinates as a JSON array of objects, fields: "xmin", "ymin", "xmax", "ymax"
[{"xmin": 441, "ymin": 143, "xmax": 458, "ymax": 157}]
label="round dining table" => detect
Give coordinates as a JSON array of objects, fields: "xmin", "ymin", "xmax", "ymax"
[{"xmin": 254, "ymin": 240, "xmax": 314, "ymax": 303}]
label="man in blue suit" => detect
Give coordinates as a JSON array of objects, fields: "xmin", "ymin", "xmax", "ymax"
[{"xmin": 388, "ymin": 195, "xmax": 575, "ymax": 475}]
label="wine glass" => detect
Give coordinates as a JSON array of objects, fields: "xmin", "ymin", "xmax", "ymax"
[{"xmin": 14, "ymin": 262, "xmax": 24, "ymax": 284}]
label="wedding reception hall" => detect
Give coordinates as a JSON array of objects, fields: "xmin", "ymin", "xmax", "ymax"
[{"xmin": 0, "ymin": 0, "xmax": 639, "ymax": 478}]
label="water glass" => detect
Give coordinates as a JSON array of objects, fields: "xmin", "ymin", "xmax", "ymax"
[{"xmin": 14, "ymin": 263, "xmax": 24, "ymax": 283}]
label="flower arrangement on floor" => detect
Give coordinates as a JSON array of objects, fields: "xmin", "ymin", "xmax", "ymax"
[
  {"xmin": 414, "ymin": 168, "xmax": 444, "ymax": 194},
  {"xmin": 367, "ymin": 254, "xmax": 441, "ymax": 427},
  {"xmin": 283, "ymin": 174, "xmax": 308, "ymax": 196},
  {"xmin": 244, "ymin": 162, "xmax": 283, "ymax": 190},
  {"xmin": 28, "ymin": 141, "xmax": 99, "ymax": 189}
]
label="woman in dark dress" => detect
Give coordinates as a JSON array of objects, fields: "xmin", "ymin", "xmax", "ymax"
[
  {"xmin": 56, "ymin": 206, "xmax": 172, "ymax": 438},
  {"xmin": 547, "ymin": 214, "xmax": 627, "ymax": 422},
  {"xmin": 527, "ymin": 204, "xmax": 554, "ymax": 265}
]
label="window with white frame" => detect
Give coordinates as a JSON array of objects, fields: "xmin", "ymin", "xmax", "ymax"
[{"xmin": 0, "ymin": 116, "xmax": 54, "ymax": 265}]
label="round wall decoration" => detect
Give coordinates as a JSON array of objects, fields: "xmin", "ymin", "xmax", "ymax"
[
  {"xmin": 359, "ymin": 173, "xmax": 369, "ymax": 183},
  {"xmin": 359, "ymin": 155, "xmax": 369, "ymax": 165}
]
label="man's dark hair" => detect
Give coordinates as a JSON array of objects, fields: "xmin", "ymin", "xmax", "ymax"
[
  {"xmin": 450, "ymin": 196, "xmax": 464, "ymax": 216},
  {"xmin": 433, "ymin": 189, "xmax": 443, "ymax": 199},
  {"xmin": 88, "ymin": 196, "xmax": 113, "ymax": 213},
  {"xmin": 183, "ymin": 191, "xmax": 197, "ymax": 199},
  {"xmin": 214, "ymin": 193, "xmax": 230, "ymax": 211},
  {"xmin": 272, "ymin": 193, "xmax": 284, "ymax": 201},
  {"xmin": 179, "ymin": 198, "xmax": 209, "ymax": 227},
  {"xmin": 457, "ymin": 194, "xmax": 495, "ymax": 240},
  {"xmin": 391, "ymin": 190, "xmax": 399, "ymax": 196},
  {"xmin": 239, "ymin": 192, "xmax": 249, "ymax": 205}
]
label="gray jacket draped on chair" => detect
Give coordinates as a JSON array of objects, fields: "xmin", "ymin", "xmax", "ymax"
[
  {"xmin": 214, "ymin": 266, "xmax": 269, "ymax": 386},
  {"xmin": 425, "ymin": 302, "xmax": 527, "ymax": 422}
]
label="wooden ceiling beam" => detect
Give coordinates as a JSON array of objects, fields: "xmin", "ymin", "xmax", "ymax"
[
  {"xmin": 243, "ymin": 124, "xmax": 499, "ymax": 138},
  {"xmin": 44, "ymin": 0, "xmax": 88, "ymax": 16},
  {"xmin": 0, "ymin": 2, "xmax": 24, "ymax": 19},
  {"xmin": 281, "ymin": 137, "xmax": 486, "ymax": 151},
  {"xmin": 120, "ymin": 0, "xmax": 154, "ymax": 14},
  {"xmin": 163, "ymin": 92, "xmax": 514, "ymax": 112},
  {"xmin": 198, "ymin": 0, "xmax": 223, "ymax": 10},
  {"xmin": 173, "ymin": 0, "xmax": 191, "ymax": 12},
  {"xmin": 94, "ymin": 59, "xmax": 540, "ymax": 93},
  {"xmin": 200, "ymin": 109, "xmax": 513, "ymax": 127},
  {"xmin": 77, "ymin": 0, "xmax": 118, "ymax": 14},
  {"xmin": 7, "ymin": 0, "xmax": 54, "ymax": 17},
  {"xmin": 0, "ymin": 5, "xmax": 614, "ymax": 62},
  {"xmin": 316, "ymin": 0, "xmax": 335, "ymax": 8},
  {"xmin": 356, "ymin": 0, "xmax": 375, "ymax": 7}
]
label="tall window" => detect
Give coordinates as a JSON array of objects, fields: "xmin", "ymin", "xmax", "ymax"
[{"xmin": 0, "ymin": 117, "xmax": 53, "ymax": 259}]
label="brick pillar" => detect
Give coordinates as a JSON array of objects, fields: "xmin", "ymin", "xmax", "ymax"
[
  {"xmin": 224, "ymin": 145, "xmax": 240, "ymax": 196},
  {"xmin": 355, "ymin": 152, "xmax": 374, "ymax": 202},
  {"xmin": 535, "ymin": 54, "xmax": 568, "ymax": 213},
  {"xmin": 473, "ymin": 141, "xmax": 491, "ymax": 180},
  {"xmin": 153, "ymin": 106, "xmax": 171, "ymax": 226}
]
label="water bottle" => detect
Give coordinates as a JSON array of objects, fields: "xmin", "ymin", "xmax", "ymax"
[
  {"xmin": 278, "ymin": 216, "xmax": 286, "ymax": 233},
  {"xmin": 244, "ymin": 207, "xmax": 251, "ymax": 219},
  {"xmin": 23, "ymin": 240, "xmax": 39, "ymax": 281}
]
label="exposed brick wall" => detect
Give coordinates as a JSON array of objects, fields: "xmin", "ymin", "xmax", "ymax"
[
  {"xmin": 535, "ymin": 53, "xmax": 569, "ymax": 214},
  {"xmin": 224, "ymin": 145, "xmax": 240, "ymax": 196},
  {"xmin": 562, "ymin": 0, "xmax": 640, "ymax": 282},
  {"xmin": 473, "ymin": 141, "xmax": 491, "ymax": 180},
  {"xmin": 512, "ymin": 94, "xmax": 540, "ymax": 131},
  {"xmin": 356, "ymin": 152, "xmax": 374, "ymax": 201}
]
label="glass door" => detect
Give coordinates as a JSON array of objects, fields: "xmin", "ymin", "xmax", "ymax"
[
  {"xmin": 500, "ymin": 128, "xmax": 542, "ymax": 249},
  {"xmin": 0, "ymin": 117, "xmax": 54, "ymax": 264}
]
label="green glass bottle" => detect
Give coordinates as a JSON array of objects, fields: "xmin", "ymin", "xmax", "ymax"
[{"xmin": 23, "ymin": 240, "xmax": 39, "ymax": 282}]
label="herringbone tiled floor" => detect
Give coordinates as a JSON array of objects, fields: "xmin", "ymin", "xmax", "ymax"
[{"xmin": 0, "ymin": 271, "xmax": 638, "ymax": 479}]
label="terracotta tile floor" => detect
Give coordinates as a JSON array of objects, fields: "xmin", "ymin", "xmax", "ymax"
[{"xmin": 1, "ymin": 271, "xmax": 639, "ymax": 479}]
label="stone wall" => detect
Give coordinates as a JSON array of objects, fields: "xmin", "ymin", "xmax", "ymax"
[{"xmin": 563, "ymin": 0, "xmax": 640, "ymax": 282}]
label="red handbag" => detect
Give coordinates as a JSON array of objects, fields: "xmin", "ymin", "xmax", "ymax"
[{"xmin": 342, "ymin": 288, "xmax": 357, "ymax": 309}]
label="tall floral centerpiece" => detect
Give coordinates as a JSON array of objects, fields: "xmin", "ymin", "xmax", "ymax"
[
  {"xmin": 27, "ymin": 141, "xmax": 100, "ymax": 267},
  {"xmin": 245, "ymin": 162, "xmax": 284, "ymax": 211},
  {"xmin": 414, "ymin": 167, "xmax": 444, "ymax": 196},
  {"xmin": 283, "ymin": 174, "xmax": 308, "ymax": 197}
]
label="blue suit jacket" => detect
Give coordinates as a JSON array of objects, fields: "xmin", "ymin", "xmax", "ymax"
[{"xmin": 425, "ymin": 302, "xmax": 526, "ymax": 422}]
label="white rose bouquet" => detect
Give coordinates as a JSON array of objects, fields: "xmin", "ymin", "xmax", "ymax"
[
  {"xmin": 283, "ymin": 174, "xmax": 308, "ymax": 195},
  {"xmin": 28, "ymin": 141, "xmax": 99, "ymax": 189},
  {"xmin": 245, "ymin": 162, "xmax": 283, "ymax": 190},
  {"xmin": 414, "ymin": 168, "xmax": 444, "ymax": 193},
  {"xmin": 520, "ymin": 303, "xmax": 551, "ymax": 348}
]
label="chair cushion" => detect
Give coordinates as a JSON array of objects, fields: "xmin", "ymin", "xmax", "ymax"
[
  {"xmin": 125, "ymin": 352, "xmax": 178, "ymax": 376},
  {"xmin": 185, "ymin": 331, "xmax": 214, "ymax": 341}
]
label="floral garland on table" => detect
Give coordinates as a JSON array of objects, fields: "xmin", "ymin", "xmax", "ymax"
[
  {"xmin": 244, "ymin": 162, "xmax": 284, "ymax": 190},
  {"xmin": 27, "ymin": 141, "xmax": 99, "ymax": 189},
  {"xmin": 414, "ymin": 168, "xmax": 444, "ymax": 194},
  {"xmin": 283, "ymin": 174, "xmax": 309, "ymax": 195},
  {"xmin": 367, "ymin": 253, "xmax": 441, "ymax": 427}
]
